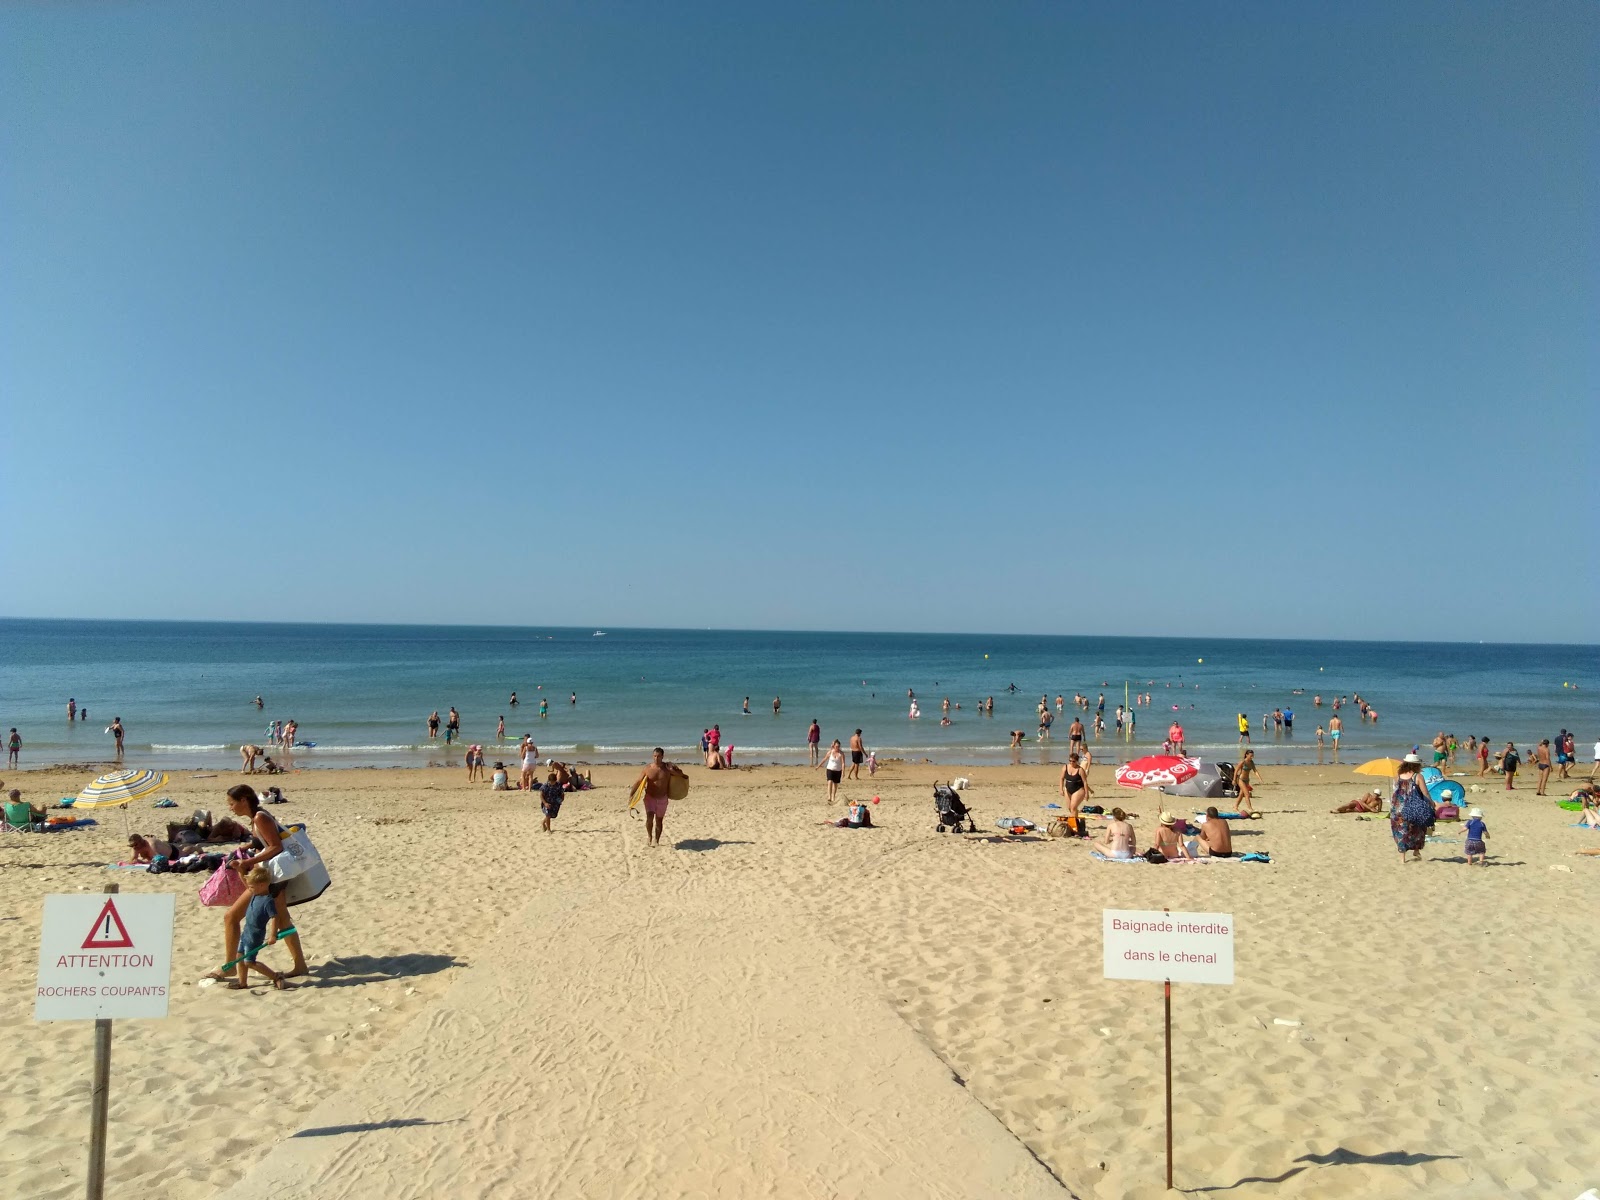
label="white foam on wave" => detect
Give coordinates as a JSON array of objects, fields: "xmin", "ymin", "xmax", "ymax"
[{"xmin": 150, "ymin": 744, "xmax": 231, "ymax": 751}]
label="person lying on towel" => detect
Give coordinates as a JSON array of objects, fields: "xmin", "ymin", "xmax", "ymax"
[{"xmin": 1331, "ymin": 788, "xmax": 1384, "ymax": 814}]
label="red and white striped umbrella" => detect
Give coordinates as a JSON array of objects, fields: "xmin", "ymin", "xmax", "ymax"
[{"xmin": 1114, "ymin": 755, "xmax": 1200, "ymax": 789}]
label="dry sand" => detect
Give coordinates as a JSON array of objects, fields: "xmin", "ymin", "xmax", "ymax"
[{"xmin": 2, "ymin": 760, "xmax": 1598, "ymax": 1198}]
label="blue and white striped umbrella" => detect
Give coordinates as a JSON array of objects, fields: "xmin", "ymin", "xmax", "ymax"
[{"xmin": 75, "ymin": 770, "xmax": 169, "ymax": 809}]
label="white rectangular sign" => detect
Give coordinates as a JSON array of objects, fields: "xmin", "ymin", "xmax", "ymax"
[
  {"xmin": 1103, "ymin": 909, "xmax": 1234, "ymax": 985},
  {"xmin": 36, "ymin": 893, "xmax": 176, "ymax": 1020}
]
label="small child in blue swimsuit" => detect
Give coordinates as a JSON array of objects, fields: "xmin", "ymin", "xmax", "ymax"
[{"xmin": 1463, "ymin": 808, "xmax": 1489, "ymax": 867}]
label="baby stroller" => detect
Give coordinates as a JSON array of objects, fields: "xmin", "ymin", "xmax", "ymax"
[
  {"xmin": 934, "ymin": 784, "xmax": 976, "ymax": 833},
  {"xmin": 1216, "ymin": 762, "xmax": 1238, "ymax": 798}
]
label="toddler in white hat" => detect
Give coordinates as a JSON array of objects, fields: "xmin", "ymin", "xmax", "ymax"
[{"xmin": 1463, "ymin": 807, "xmax": 1489, "ymax": 866}]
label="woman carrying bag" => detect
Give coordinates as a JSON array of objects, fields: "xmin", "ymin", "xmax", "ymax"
[
  {"xmin": 208, "ymin": 784, "xmax": 309, "ymax": 981},
  {"xmin": 1389, "ymin": 754, "xmax": 1436, "ymax": 864}
]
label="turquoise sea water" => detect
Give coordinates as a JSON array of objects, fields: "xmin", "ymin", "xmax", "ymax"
[{"xmin": 0, "ymin": 620, "xmax": 1594, "ymax": 771}]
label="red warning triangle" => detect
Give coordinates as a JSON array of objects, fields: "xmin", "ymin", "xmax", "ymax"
[{"xmin": 82, "ymin": 898, "xmax": 135, "ymax": 949}]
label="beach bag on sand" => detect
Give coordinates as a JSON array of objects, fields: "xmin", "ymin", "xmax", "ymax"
[
  {"xmin": 668, "ymin": 774, "xmax": 690, "ymax": 801},
  {"xmin": 199, "ymin": 860, "xmax": 245, "ymax": 908},
  {"xmin": 266, "ymin": 825, "xmax": 322, "ymax": 885}
]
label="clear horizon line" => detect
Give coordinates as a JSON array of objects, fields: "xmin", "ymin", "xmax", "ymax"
[{"xmin": 0, "ymin": 614, "xmax": 1593, "ymax": 651}]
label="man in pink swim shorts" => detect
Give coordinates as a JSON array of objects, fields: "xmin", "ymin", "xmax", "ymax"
[{"xmin": 632, "ymin": 747, "xmax": 687, "ymax": 848}]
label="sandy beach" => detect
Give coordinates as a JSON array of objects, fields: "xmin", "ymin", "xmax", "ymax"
[{"xmin": 3, "ymin": 759, "xmax": 1598, "ymax": 1199}]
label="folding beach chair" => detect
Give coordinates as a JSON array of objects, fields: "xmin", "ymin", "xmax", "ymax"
[{"xmin": 3, "ymin": 801, "xmax": 41, "ymax": 833}]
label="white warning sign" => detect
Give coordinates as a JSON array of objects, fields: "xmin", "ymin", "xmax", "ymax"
[{"xmin": 36, "ymin": 894, "xmax": 176, "ymax": 1021}]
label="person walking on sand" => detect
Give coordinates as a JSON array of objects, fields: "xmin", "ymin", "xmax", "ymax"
[
  {"xmin": 848, "ymin": 729, "xmax": 866, "ymax": 779},
  {"xmin": 6, "ymin": 728, "xmax": 19, "ymax": 768},
  {"xmin": 1556, "ymin": 730, "xmax": 1574, "ymax": 781},
  {"xmin": 109, "ymin": 717, "xmax": 125, "ymax": 760},
  {"xmin": 817, "ymin": 739, "xmax": 846, "ymax": 804},
  {"xmin": 226, "ymin": 867, "xmax": 295, "ymax": 992},
  {"xmin": 520, "ymin": 738, "xmax": 539, "ymax": 791},
  {"xmin": 1534, "ymin": 739, "xmax": 1553, "ymax": 794},
  {"xmin": 807, "ymin": 719, "xmax": 821, "ymax": 766},
  {"xmin": 1463, "ymin": 807, "xmax": 1489, "ymax": 866},
  {"xmin": 209, "ymin": 784, "xmax": 309, "ymax": 981},
  {"xmin": 539, "ymin": 770, "xmax": 564, "ymax": 833},
  {"xmin": 632, "ymin": 748, "xmax": 685, "ymax": 848},
  {"xmin": 1234, "ymin": 749, "xmax": 1262, "ymax": 817},
  {"xmin": 1059, "ymin": 752, "xmax": 1089, "ymax": 829},
  {"xmin": 1500, "ymin": 742, "xmax": 1520, "ymax": 790},
  {"xmin": 1390, "ymin": 755, "xmax": 1435, "ymax": 863}
]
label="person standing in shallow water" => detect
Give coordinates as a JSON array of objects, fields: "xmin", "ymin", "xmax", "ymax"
[{"xmin": 807, "ymin": 720, "xmax": 821, "ymax": 766}]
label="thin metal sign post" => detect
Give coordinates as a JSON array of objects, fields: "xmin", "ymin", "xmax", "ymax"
[
  {"xmin": 1164, "ymin": 979, "xmax": 1177, "ymax": 1190},
  {"xmin": 1103, "ymin": 907, "xmax": 1234, "ymax": 1192},
  {"xmin": 86, "ymin": 882, "xmax": 117, "ymax": 1200}
]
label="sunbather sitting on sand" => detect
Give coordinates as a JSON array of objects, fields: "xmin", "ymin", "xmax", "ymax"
[
  {"xmin": 1092, "ymin": 808, "xmax": 1137, "ymax": 859},
  {"xmin": 1332, "ymin": 788, "xmax": 1385, "ymax": 814},
  {"xmin": 1152, "ymin": 813, "xmax": 1193, "ymax": 860},
  {"xmin": 1195, "ymin": 807, "xmax": 1233, "ymax": 857}
]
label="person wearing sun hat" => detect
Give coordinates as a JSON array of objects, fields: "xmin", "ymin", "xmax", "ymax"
[
  {"xmin": 1463, "ymin": 807, "xmax": 1489, "ymax": 865},
  {"xmin": 1389, "ymin": 753, "xmax": 1435, "ymax": 862},
  {"xmin": 1151, "ymin": 811, "xmax": 1193, "ymax": 860}
]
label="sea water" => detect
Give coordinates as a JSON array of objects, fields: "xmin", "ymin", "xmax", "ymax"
[{"xmin": 0, "ymin": 619, "xmax": 1593, "ymax": 771}]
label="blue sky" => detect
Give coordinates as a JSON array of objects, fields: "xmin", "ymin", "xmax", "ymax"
[{"xmin": 2, "ymin": 2, "xmax": 1593, "ymax": 641}]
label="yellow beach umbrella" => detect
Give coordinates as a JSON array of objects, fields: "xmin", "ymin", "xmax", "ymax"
[
  {"xmin": 1353, "ymin": 758, "xmax": 1403, "ymax": 778},
  {"xmin": 75, "ymin": 769, "xmax": 170, "ymax": 808}
]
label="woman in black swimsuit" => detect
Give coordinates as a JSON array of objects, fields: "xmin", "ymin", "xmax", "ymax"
[{"xmin": 1059, "ymin": 752, "xmax": 1090, "ymax": 829}]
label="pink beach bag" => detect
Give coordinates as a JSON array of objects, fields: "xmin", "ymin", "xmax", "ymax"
[{"xmin": 198, "ymin": 859, "xmax": 245, "ymax": 908}]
